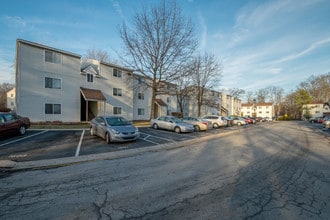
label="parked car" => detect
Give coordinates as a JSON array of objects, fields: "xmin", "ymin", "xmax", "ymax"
[
  {"xmin": 243, "ymin": 117, "xmax": 254, "ymax": 124},
  {"xmin": 201, "ymin": 115, "xmax": 227, "ymax": 128},
  {"xmin": 317, "ymin": 117, "xmax": 327, "ymax": 123},
  {"xmin": 90, "ymin": 116, "xmax": 140, "ymax": 143},
  {"xmin": 0, "ymin": 112, "xmax": 31, "ymax": 138},
  {"xmin": 151, "ymin": 116, "xmax": 194, "ymax": 133},
  {"xmin": 182, "ymin": 116, "xmax": 211, "ymax": 131},
  {"xmin": 230, "ymin": 116, "xmax": 246, "ymax": 126},
  {"xmin": 224, "ymin": 117, "xmax": 234, "ymax": 127},
  {"xmin": 309, "ymin": 117, "xmax": 318, "ymax": 123},
  {"xmin": 323, "ymin": 117, "xmax": 330, "ymax": 129}
]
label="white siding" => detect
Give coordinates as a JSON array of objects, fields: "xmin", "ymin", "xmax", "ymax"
[{"xmin": 16, "ymin": 42, "xmax": 81, "ymax": 122}]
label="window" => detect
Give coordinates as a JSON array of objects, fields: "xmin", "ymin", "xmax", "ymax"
[
  {"xmin": 45, "ymin": 103, "xmax": 61, "ymax": 114},
  {"xmin": 138, "ymin": 77, "xmax": 145, "ymax": 84},
  {"xmin": 11, "ymin": 94, "xmax": 13, "ymax": 97},
  {"xmin": 113, "ymin": 69, "xmax": 122, "ymax": 77},
  {"xmin": 87, "ymin": 73, "xmax": 93, "ymax": 83},
  {"xmin": 45, "ymin": 77, "xmax": 61, "ymax": 89},
  {"xmin": 167, "ymin": 97, "xmax": 170, "ymax": 103},
  {"xmin": 113, "ymin": 107, "xmax": 122, "ymax": 115},
  {"xmin": 138, "ymin": 93, "xmax": 144, "ymax": 100},
  {"xmin": 138, "ymin": 108, "xmax": 144, "ymax": 115},
  {"xmin": 113, "ymin": 88, "xmax": 122, "ymax": 96},
  {"xmin": 45, "ymin": 50, "xmax": 61, "ymax": 64}
]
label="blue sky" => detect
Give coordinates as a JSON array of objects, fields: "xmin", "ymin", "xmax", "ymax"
[{"xmin": 1, "ymin": 0, "xmax": 330, "ymax": 95}]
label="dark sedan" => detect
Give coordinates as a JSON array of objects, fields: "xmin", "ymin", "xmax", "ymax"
[{"xmin": 0, "ymin": 112, "xmax": 31, "ymax": 138}]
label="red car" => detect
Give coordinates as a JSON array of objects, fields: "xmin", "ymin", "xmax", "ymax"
[
  {"xmin": 0, "ymin": 112, "xmax": 31, "ymax": 138},
  {"xmin": 244, "ymin": 117, "xmax": 254, "ymax": 124}
]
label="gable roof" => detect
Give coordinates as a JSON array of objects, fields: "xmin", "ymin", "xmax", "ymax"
[{"xmin": 17, "ymin": 39, "xmax": 81, "ymax": 58}]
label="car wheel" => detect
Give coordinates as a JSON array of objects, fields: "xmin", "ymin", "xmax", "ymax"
[
  {"xmin": 18, "ymin": 125, "xmax": 26, "ymax": 135},
  {"xmin": 105, "ymin": 133, "xmax": 112, "ymax": 144},
  {"xmin": 90, "ymin": 127, "xmax": 95, "ymax": 136},
  {"xmin": 194, "ymin": 125, "xmax": 200, "ymax": 132},
  {"xmin": 174, "ymin": 126, "xmax": 181, "ymax": 133},
  {"xmin": 153, "ymin": 123, "xmax": 159, "ymax": 129},
  {"xmin": 213, "ymin": 123, "xmax": 219, "ymax": 129}
]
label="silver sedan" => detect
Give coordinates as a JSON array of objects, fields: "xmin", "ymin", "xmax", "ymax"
[
  {"xmin": 182, "ymin": 116, "xmax": 211, "ymax": 131},
  {"xmin": 150, "ymin": 116, "xmax": 194, "ymax": 133},
  {"xmin": 90, "ymin": 116, "xmax": 140, "ymax": 143}
]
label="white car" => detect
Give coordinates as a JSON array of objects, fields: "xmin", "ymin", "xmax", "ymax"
[
  {"xmin": 323, "ymin": 118, "xmax": 330, "ymax": 129},
  {"xmin": 201, "ymin": 115, "xmax": 227, "ymax": 128},
  {"xmin": 230, "ymin": 116, "xmax": 247, "ymax": 126},
  {"xmin": 151, "ymin": 116, "xmax": 194, "ymax": 133},
  {"xmin": 182, "ymin": 116, "xmax": 212, "ymax": 131}
]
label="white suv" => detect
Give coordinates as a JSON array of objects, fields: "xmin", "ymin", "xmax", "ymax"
[{"xmin": 201, "ymin": 115, "xmax": 228, "ymax": 128}]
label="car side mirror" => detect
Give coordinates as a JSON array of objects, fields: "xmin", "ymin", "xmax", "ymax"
[{"xmin": 100, "ymin": 122, "xmax": 106, "ymax": 126}]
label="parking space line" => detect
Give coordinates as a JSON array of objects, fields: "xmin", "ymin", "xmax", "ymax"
[
  {"xmin": 140, "ymin": 132, "xmax": 174, "ymax": 142},
  {"xmin": 141, "ymin": 135, "xmax": 160, "ymax": 144},
  {"xmin": 75, "ymin": 129, "xmax": 85, "ymax": 157},
  {"xmin": 0, "ymin": 130, "xmax": 48, "ymax": 147}
]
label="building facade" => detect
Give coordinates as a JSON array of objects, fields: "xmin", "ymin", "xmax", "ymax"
[
  {"xmin": 302, "ymin": 101, "xmax": 330, "ymax": 118},
  {"xmin": 14, "ymin": 39, "xmax": 240, "ymax": 122},
  {"xmin": 240, "ymin": 102, "xmax": 274, "ymax": 119},
  {"xmin": 6, "ymin": 88, "xmax": 16, "ymax": 111}
]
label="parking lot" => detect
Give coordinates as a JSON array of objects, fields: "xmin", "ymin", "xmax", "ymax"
[
  {"xmin": 1, "ymin": 121, "xmax": 328, "ymax": 163},
  {"xmin": 0, "ymin": 124, "xmax": 239, "ymax": 162}
]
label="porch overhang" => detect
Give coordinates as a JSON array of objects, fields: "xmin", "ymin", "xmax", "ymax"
[
  {"xmin": 155, "ymin": 99, "xmax": 167, "ymax": 107},
  {"xmin": 80, "ymin": 87, "xmax": 106, "ymax": 101}
]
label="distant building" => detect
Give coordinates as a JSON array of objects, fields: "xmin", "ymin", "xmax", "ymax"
[
  {"xmin": 6, "ymin": 88, "xmax": 16, "ymax": 111},
  {"xmin": 302, "ymin": 101, "xmax": 330, "ymax": 118},
  {"xmin": 241, "ymin": 102, "xmax": 274, "ymax": 118}
]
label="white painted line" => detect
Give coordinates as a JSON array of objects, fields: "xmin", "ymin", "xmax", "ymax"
[
  {"xmin": 140, "ymin": 132, "xmax": 174, "ymax": 142},
  {"xmin": 75, "ymin": 129, "xmax": 85, "ymax": 157},
  {"xmin": 0, "ymin": 130, "xmax": 48, "ymax": 147},
  {"xmin": 142, "ymin": 135, "xmax": 160, "ymax": 144}
]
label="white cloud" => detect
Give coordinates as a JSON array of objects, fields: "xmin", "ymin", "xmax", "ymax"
[
  {"xmin": 275, "ymin": 38, "xmax": 330, "ymax": 63},
  {"xmin": 3, "ymin": 16, "xmax": 26, "ymax": 28},
  {"xmin": 197, "ymin": 12, "xmax": 207, "ymax": 51},
  {"xmin": 0, "ymin": 57, "xmax": 14, "ymax": 83}
]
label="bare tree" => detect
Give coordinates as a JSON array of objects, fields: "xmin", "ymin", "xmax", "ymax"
[
  {"xmin": 85, "ymin": 48, "xmax": 110, "ymax": 63},
  {"xmin": 245, "ymin": 91, "xmax": 255, "ymax": 103},
  {"xmin": 119, "ymin": 0, "xmax": 197, "ymax": 119},
  {"xmin": 189, "ymin": 53, "xmax": 223, "ymax": 116},
  {"xmin": 267, "ymin": 86, "xmax": 284, "ymax": 118},
  {"xmin": 255, "ymin": 88, "xmax": 268, "ymax": 103},
  {"xmin": 228, "ymin": 88, "xmax": 245, "ymax": 99},
  {"xmin": 299, "ymin": 73, "xmax": 330, "ymax": 102}
]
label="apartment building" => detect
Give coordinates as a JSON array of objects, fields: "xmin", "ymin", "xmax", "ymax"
[
  {"xmin": 302, "ymin": 101, "xmax": 330, "ymax": 118},
  {"xmin": 14, "ymin": 39, "xmax": 243, "ymax": 122},
  {"xmin": 15, "ymin": 39, "xmax": 175, "ymax": 122},
  {"xmin": 241, "ymin": 102, "xmax": 274, "ymax": 118}
]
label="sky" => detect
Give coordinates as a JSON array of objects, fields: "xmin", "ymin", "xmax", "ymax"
[{"xmin": 1, "ymin": 0, "xmax": 330, "ymax": 96}]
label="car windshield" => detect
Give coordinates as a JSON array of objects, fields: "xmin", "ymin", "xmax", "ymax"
[
  {"xmin": 106, "ymin": 117, "xmax": 131, "ymax": 126},
  {"xmin": 171, "ymin": 117, "xmax": 183, "ymax": 123}
]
